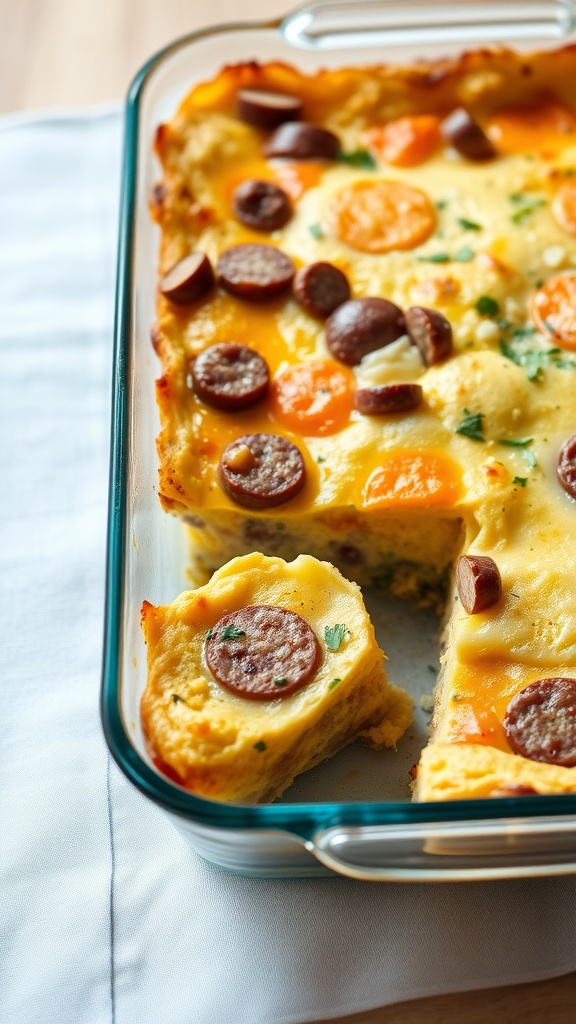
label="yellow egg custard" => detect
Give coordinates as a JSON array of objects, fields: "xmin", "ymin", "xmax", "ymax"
[
  {"xmin": 149, "ymin": 47, "xmax": 576, "ymax": 800},
  {"xmin": 140, "ymin": 553, "xmax": 412, "ymax": 803}
]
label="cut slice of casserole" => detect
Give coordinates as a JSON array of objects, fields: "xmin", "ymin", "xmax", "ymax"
[{"xmin": 140, "ymin": 553, "xmax": 412, "ymax": 803}]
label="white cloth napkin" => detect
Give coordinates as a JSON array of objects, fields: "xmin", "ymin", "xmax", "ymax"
[{"xmin": 1, "ymin": 106, "xmax": 576, "ymax": 1024}]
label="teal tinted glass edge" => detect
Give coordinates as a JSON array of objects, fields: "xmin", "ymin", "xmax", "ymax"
[{"xmin": 100, "ymin": 17, "xmax": 576, "ymax": 843}]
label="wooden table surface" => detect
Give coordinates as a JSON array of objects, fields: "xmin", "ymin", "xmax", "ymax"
[{"xmin": 4, "ymin": 1, "xmax": 575, "ymax": 1021}]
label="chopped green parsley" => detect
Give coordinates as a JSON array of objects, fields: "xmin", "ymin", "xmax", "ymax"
[
  {"xmin": 456, "ymin": 408, "xmax": 485, "ymax": 442},
  {"xmin": 218, "ymin": 624, "xmax": 246, "ymax": 640},
  {"xmin": 329, "ymin": 678, "xmax": 342, "ymax": 690},
  {"xmin": 513, "ymin": 476, "xmax": 528, "ymax": 487},
  {"xmin": 308, "ymin": 222, "xmax": 324, "ymax": 240},
  {"xmin": 499, "ymin": 437, "xmax": 534, "ymax": 448},
  {"xmin": 337, "ymin": 148, "xmax": 377, "ymax": 169},
  {"xmin": 274, "ymin": 678, "xmax": 288, "ymax": 687},
  {"xmin": 453, "ymin": 246, "xmax": 475, "ymax": 263},
  {"xmin": 508, "ymin": 193, "xmax": 546, "ymax": 225},
  {"xmin": 499, "ymin": 337, "xmax": 576, "ymax": 381},
  {"xmin": 253, "ymin": 741, "xmax": 267, "ymax": 752},
  {"xmin": 457, "ymin": 217, "xmax": 482, "ymax": 231},
  {"xmin": 324, "ymin": 623, "xmax": 348, "ymax": 652},
  {"xmin": 521, "ymin": 448, "xmax": 538, "ymax": 469},
  {"xmin": 416, "ymin": 252, "xmax": 450, "ymax": 263},
  {"xmin": 475, "ymin": 295, "xmax": 500, "ymax": 317}
]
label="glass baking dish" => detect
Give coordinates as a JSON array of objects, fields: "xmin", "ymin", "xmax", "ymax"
[{"xmin": 101, "ymin": 0, "xmax": 576, "ymax": 880}]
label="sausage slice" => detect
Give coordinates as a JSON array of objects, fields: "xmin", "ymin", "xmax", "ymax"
[
  {"xmin": 219, "ymin": 433, "xmax": 306, "ymax": 508},
  {"xmin": 263, "ymin": 122, "xmax": 340, "ymax": 161},
  {"xmin": 355, "ymin": 383, "xmax": 423, "ymax": 415},
  {"xmin": 159, "ymin": 253, "xmax": 214, "ymax": 305},
  {"xmin": 558, "ymin": 433, "xmax": 576, "ymax": 499},
  {"xmin": 455, "ymin": 554, "xmax": 502, "ymax": 614},
  {"xmin": 191, "ymin": 343, "xmax": 269, "ymax": 411},
  {"xmin": 441, "ymin": 108, "xmax": 496, "ymax": 161},
  {"xmin": 217, "ymin": 243, "xmax": 295, "ymax": 301},
  {"xmin": 293, "ymin": 262, "xmax": 351, "ymax": 319},
  {"xmin": 206, "ymin": 605, "xmax": 321, "ymax": 700},
  {"xmin": 504, "ymin": 678, "xmax": 576, "ymax": 767},
  {"xmin": 237, "ymin": 88, "xmax": 303, "ymax": 129},
  {"xmin": 405, "ymin": 306, "xmax": 453, "ymax": 365},
  {"xmin": 325, "ymin": 297, "xmax": 406, "ymax": 366},
  {"xmin": 233, "ymin": 180, "xmax": 292, "ymax": 232}
]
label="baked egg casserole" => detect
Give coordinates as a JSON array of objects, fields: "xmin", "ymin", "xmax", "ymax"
[{"xmin": 147, "ymin": 47, "xmax": 576, "ymax": 801}]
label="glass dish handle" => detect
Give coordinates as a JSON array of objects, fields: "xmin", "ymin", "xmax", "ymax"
[
  {"xmin": 309, "ymin": 815, "xmax": 576, "ymax": 880},
  {"xmin": 281, "ymin": 0, "xmax": 576, "ymax": 49}
]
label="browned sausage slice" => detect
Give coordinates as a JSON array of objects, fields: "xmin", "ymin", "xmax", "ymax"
[
  {"xmin": 233, "ymin": 180, "xmax": 292, "ymax": 232},
  {"xmin": 206, "ymin": 604, "xmax": 321, "ymax": 700},
  {"xmin": 325, "ymin": 297, "xmax": 406, "ymax": 366},
  {"xmin": 219, "ymin": 433, "xmax": 306, "ymax": 508},
  {"xmin": 237, "ymin": 88, "xmax": 303, "ymax": 129},
  {"xmin": 455, "ymin": 554, "xmax": 502, "ymax": 614},
  {"xmin": 191, "ymin": 343, "xmax": 270, "ymax": 411},
  {"xmin": 558, "ymin": 434, "xmax": 576, "ymax": 499},
  {"xmin": 217, "ymin": 244, "xmax": 295, "ymax": 301},
  {"xmin": 263, "ymin": 122, "xmax": 340, "ymax": 161},
  {"xmin": 441, "ymin": 108, "xmax": 496, "ymax": 161},
  {"xmin": 504, "ymin": 678, "xmax": 576, "ymax": 767},
  {"xmin": 293, "ymin": 262, "xmax": 351, "ymax": 319},
  {"xmin": 355, "ymin": 383, "xmax": 423, "ymax": 415},
  {"xmin": 405, "ymin": 306, "xmax": 453, "ymax": 365},
  {"xmin": 159, "ymin": 253, "xmax": 214, "ymax": 305}
]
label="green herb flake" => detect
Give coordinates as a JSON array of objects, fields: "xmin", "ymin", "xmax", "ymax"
[
  {"xmin": 253, "ymin": 740, "xmax": 266, "ymax": 752},
  {"xmin": 457, "ymin": 217, "xmax": 482, "ymax": 231},
  {"xmin": 513, "ymin": 476, "xmax": 528, "ymax": 487},
  {"xmin": 508, "ymin": 194, "xmax": 545, "ymax": 225},
  {"xmin": 453, "ymin": 246, "xmax": 475, "ymax": 263},
  {"xmin": 427, "ymin": 664, "xmax": 437, "ymax": 674},
  {"xmin": 274, "ymin": 678, "xmax": 288, "ymax": 687},
  {"xmin": 308, "ymin": 222, "xmax": 324, "ymax": 240},
  {"xmin": 511, "ymin": 325, "xmax": 537, "ymax": 339},
  {"xmin": 522, "ymin": 447, "xmax": 538, "ymax": 469},
  {"xmin": 205, "ymin": 628, "xmax": 214, "ymax": 640},
  {"xmin": 475, "ymin": 295, "xmax": 500, "ymax": 317},
  {"xmin": 416, "ymin": 252, "xmax": 450, "ymax": 263},
  {"xmin": 172, "ymin": 694, "xmax": 185, "ymax": 704},
  {"xmin": 436, "ymin": 199, "xmax": 448, "ymax": 209},
  {"xmin": 456, "ymin": 408, "xmax": 485, "ymax": 442},
  {"xmin": 317, "ymin": 455, "xmax": 327, "ymax": 463},
  {"xmin": 219, "ymin": 624, "xmax": 246, "ymax": 640},
  {"xmin": 329, "ymin": 678, "xmax": 342, "ymax": 690},
  {"xmin": 337, "ymin": 148, "xmax": 377, "ymax": 169},
  {"xmin": 499, "ymin": 437, "xmax": 533, "ymax": 447},
  {"xmin": 324, "ymin": 623, "xmax": 348, "ymax": 652}
]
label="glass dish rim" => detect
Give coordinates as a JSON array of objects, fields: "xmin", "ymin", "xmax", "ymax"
[{"xmin": 100, "ymin": 10, "xmax": 576, "ymax": 840}]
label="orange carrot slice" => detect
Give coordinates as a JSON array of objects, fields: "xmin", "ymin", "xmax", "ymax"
[
  {"xmin": 486, "ymin": 100, "xmax": 576, "ymax": 155},
  {"xmin": 361, "ymin": 115, "xmax": 441, "ymax": 167},
  {"xmin": 327, "ymin": 179, "xmax": 435, "ymax": 254},
  {"xmin": 362, "ymin": 451, "xmax": 462, "ymax": 508},
  {"xmin": 552, "ymin": 181, "xmax": 576, "ymax": 236},
  {"xmin": 271, "ymin": 161, "xmax": 325, "ymax": 201},
  {"xmin": 531, "ymin": 273, "xmax": 576, "ymax": 349},
  {"xmin": 271, "ymin": 359, "xmax": 355, "ymax": 436}
]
